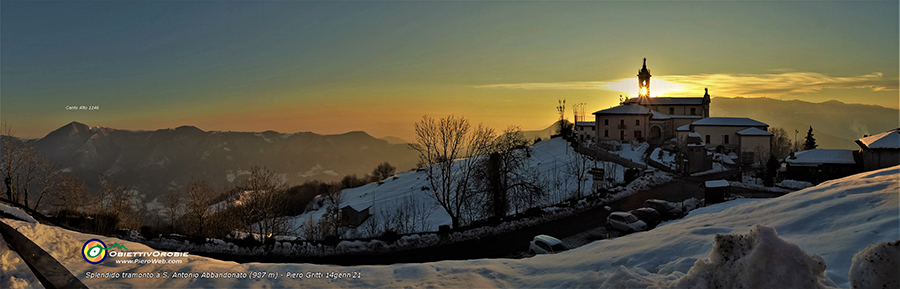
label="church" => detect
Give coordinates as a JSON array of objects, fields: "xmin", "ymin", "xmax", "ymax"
[
  {"xmin": 591, "ymin": 58, "xmax": 710, "ymax": 143},
  {"xmin": 588, "ymin": 59, "xmax": 773, "ymax": 165}
]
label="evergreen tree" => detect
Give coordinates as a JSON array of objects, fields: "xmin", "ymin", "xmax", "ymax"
[{"xmin": 803, "ymin": 126, "xmax": 818, "ymax": 151}]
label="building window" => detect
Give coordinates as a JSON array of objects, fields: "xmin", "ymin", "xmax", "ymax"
[
  {"xmin": 723, "ymin": 135, "xmax": 729, "ymax": 144},
  {"xmin": 604, "ymin": 129, "xmax": 609, "ymax": 137},
  {"xmin": 634, "ymin": 130, "xmax": 642, "ymax": 138},
  {"xmin": 705, "ymin": 135, "xmax": 710, "ymax": 143},
  {"xmin": 604, "ymin": 119, "xmax": 609, "ymax": 125},
  {"xmin": 691, "ymin": 108, "xmax": 697, "ymax": 115},
  {"xmin": 669, "ymin": 107, "xmax": 674, "ymax": 114},
  {"xmin": 636, "ymin": 119, "xmax": 640, "ymax": 126}
]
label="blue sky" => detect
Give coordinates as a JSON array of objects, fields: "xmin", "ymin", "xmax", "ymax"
[{"xmin": 2, "ymin": 1, "xmax": 897, "ymax": 140}]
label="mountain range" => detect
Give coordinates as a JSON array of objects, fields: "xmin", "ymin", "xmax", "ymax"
[
  {"xmin": 710, "ymin": 97, "xmax": 898, "ymax": 149},
  {"xmin": 29, "ymin": 122, "xmax": 419, "ymax": 200}
]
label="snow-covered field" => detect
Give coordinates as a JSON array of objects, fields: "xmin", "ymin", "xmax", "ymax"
[
  {"xmin": 2, "ymin": 165, "xmax": 896, "ymax": 288},
  {"xmin": 286, "ymin": 138, "xmax": 627, "ymax": 237},
  {"xmin": 649, "ymin": 147, "xmax": 677, "ymax": 170}
]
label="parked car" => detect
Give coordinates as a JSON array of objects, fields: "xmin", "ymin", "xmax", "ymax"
[
  {"xmin": 606, "ymin": 212, "xmax": 647, "ymax": 233},
  {"xmin": 630, "ymin": 207, "xmax": 661, "ymax": 229},
  {"xmin": 529, "ymin": 235, "xmax": 570, "ymax": 255},
  {"xmin": 643, "ymin": 199, "xmax": 684, "ymax": 220}
]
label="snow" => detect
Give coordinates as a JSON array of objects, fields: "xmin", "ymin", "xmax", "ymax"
[
  {"xmin": 777, "ymin": 179, "xmax": 815, "ymax": 190},
  {"xmin": 786, "ymin": 149, "xmax": 856, "ymax": 165},
  {"xmin": 848, "ymin": 240, "xmax": 900, "ymax": 289},
  {"xmin": 288, "ymin": 137, "xmax": 627, "ymax": 236},
  {"xmin": 688, "ymin": 132, "xmax": 701, "ymax": 138},
  {"xmin": 704, "ymin": 180, "xmax": 729, "ymax": 188},
  {"xmin": 650, "ymin": 148, "xmax": 677, "ymax": 170},
  {"xmin": 691, "ymin": 117, "xmax": 768, "ymax": 127},
  {"xmin": 0, "ymin": 234, "xmax": 45, "ymax": 289},
  {"xmin": 593, "ymin": 104, "xmax": 652, "ymax": 115},
  {"xmin": 736, "ymin": 127, "xmax": 773, "ymax": 136},
  {"xmin": 1, "ymin": 165, "xmax": 898, "ymax": 288},
  {"xmin": 691, "ymin": 162, "xmax": 726, "ymax": 176},
  {"xmin": 0, "ymin": 203, "xmax": 37, "ymax": 223},
  {"xmin": 676, "ymin": 124, "xmax": 691, "ymax": 131},
  {"xmin": 614, "ymin": 142, "xmax": 649, "ymax": 165},
  {"xmin": 650, "ymin": 110, "xmax": 670, "ymax": 120},
  {"xmin": 856, "ymin": 128, "xmax": 899, "ymax": 149}
]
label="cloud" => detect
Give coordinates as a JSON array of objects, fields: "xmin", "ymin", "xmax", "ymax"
[{"xmin": 474, "ymin": 72, "xmax": 898, "ymax": 98}]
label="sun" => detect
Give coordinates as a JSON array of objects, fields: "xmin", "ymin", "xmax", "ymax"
[
  {"xmin": 603, "ymin": 78, "xmax": 688, "ymax": 98},
  {"xmin": 639, "ymin": 87, "xmax": 648, "ymax": 96}
]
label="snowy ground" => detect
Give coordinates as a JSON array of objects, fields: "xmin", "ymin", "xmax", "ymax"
[
  {"xmin": 649, "ymin": 147, "xmax": 677, "ymax": 170},
  {"xmin": 285, "ymin": 138, "xmax": 627, "ymax": 237},
  {"xmin": 3, "ymin": 166, "xmax": 896, "ymax": 288},
  {"xmin": 614, "ymin": 141, "xmax": 649, "ymax": 165}
]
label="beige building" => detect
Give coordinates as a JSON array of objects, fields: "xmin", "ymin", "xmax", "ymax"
[
  {"xmin": 592, "ymin": 104, "xmax": 653, "ymax": 142},
  {"xmin": 736, "ymin": 127, "xmax": 773, "ymax": 164},
  {"xmin": 689, "ymin": 117, "xmax": 770, "ymax": 154}
]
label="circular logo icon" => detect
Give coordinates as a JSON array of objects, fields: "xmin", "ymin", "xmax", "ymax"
[{"xmin": 82, "ymin": 239, "xmax": 107, "ymax": 264}]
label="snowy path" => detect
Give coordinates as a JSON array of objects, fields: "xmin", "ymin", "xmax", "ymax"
[{"xmin": 0, "ymin": 218, "xmax": 87, "ymax": 288}]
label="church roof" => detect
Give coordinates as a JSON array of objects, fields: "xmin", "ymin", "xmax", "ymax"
[
  {"xmin": 623, "ymin": 97, "xmax": 706, "ymax": 106},
  {"xmin": 592, "ymin": 104, "xmax": 652, "ymax": 115},
  {"xmin": 691, "ymin": 117, "xmax": 768, "ymax": 127},
  {"xmin": 650, "ymin": 110, "xmax": 670, "ymax": 120}
]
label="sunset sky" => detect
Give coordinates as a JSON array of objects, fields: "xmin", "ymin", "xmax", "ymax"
[{"xmin": 2, "ymin": 1, "xmax": 897, "ymax": 141}]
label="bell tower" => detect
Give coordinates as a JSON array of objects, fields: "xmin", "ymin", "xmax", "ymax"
[{"xmin": 637, "ymin": 58, "xmax": 651, "ymax": 98}]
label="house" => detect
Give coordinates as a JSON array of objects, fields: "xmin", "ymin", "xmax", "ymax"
[
  {"xmin": 783, "ymin": 149, "xmax": 860, "ymax": 184},
  {"xmin": 684, "ymin": 132, "xmax": 713, "ymax": 174},
  {"xmin": 575, "ymin": 121, "xmax": 596, "ymax": 142},
  {"xmin": 855, "ymin": 128, "xmax": 900, "ymax": 171},
  {"xmin": 592, "ymin": 103, "xmax": 654, "ymax": 142},
  {"xmin": 341, "ymin": 204, "xmax": 372, "ymax": 227},
  {"xmin": 688, "ymin": 117, "xmax": 770, "ymax": 155},
  {"xmin": 736, "ymin": 127, "xmax": 773, "ymax": 165}
]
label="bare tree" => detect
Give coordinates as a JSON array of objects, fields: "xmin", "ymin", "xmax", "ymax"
[
  {"xmin": 237, "ymin": 165, "xmax": 290, "ymax": 242},
  {"xmin": 54, "ymin": 173, "xmax": 86, "ymax": 212},
  {"xmin": 371, "ymin": 162, "xmax": 396, "ymax": 182},
  {"xmin": 409, "ymin": 115, "xmax": 495, "ymax": 229},
  {"xmin": 475, "ymin": 126, "xmax": 542, "ymax": 218},
  {"xmin": 770, "ymin": 127, "xmax": 793, "ymax": 159},
  {"xmin": 1, "ymin": 123, "xmax": 26, "ymax": 203},
  {"xmin": 567, "ymin": 150, "xmax": 595, "ymax": 200},
  {"xmin": 164, "ymin": 189, "xmax": 182, "ymax": 232},
  {"xmin": 185, "ymin": 179, "xmax": 218, "ymax": 236}
]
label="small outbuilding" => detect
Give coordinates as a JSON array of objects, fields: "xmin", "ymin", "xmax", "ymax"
[
  {"xmin": 703, "ymin": 180, "xmax": 730, "ymax": 205},
  {"xmin": 341, "ymin": 204, "xmax": 372, "ymax": 228}
]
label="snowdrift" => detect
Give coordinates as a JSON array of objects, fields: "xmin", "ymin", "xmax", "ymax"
[{"xmin": 0, "ymin": 165, "xmax": 897, "ymax": 288}]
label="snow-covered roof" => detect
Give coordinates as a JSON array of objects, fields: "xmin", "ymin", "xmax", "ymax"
[
  {"xmin": 688, "ymin": 132, "xmax": 701, "ymax": 137},
  {"xmin": 650, "ymin": 110, "xmax": 670, "ymax": 120},
  {"xmin": 592, "ymin": 104, "xmax": 652, "ymax": 115},
  {"xmin": 691, "ymin": 117, "xmax": 768, "ymax": 127},
  {"xmin": 676, "ymin": 124, "xmax": 691, "ymax": 131},
  {"xmin": 668, "ymin": 115, "xmax": 704, "ymax": 119},
  {"xmin": 575, "ymin": 121, "xmax": 595, "ymax": 127},
  {"xmin": 855, "ymin": 128, "xmax": 900, "ymax": 149},
  {"xmin": 736, "ymin": 127, "xmax": 773, "ymax": 136},
  {"xmin": 785, "ymin": 149, "xmax": 856, "ymax": 165},
  {"xmin": 705, "ymin": 180, "xmax": 729, "ymax": 188},
  {"xmin": 624, "ymin": 97, "xmax": 705, "ymax": 105}
]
